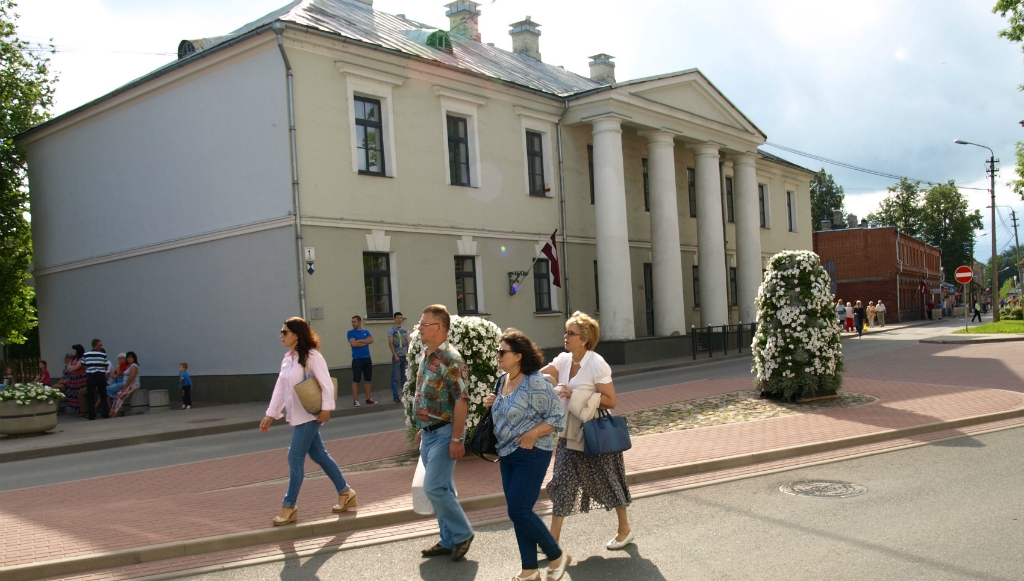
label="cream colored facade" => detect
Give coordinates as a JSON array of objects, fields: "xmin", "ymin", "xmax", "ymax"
[{"xmin": 18, "ymin": 0, "xmax": 814, "ymax": 386}]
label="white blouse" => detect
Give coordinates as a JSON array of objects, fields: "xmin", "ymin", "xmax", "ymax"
[
  {"xmin": 549, "ymin": 350, "xmax": 613, "ymax": 405},
  {"xmin": 266, "ymin": 348, "xmax": 336, "ymax": 426}
]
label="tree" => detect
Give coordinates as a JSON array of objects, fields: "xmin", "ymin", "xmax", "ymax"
[
  {"xmin": 1010, "ymin": 141, "xmax": 1024, "ymax": 200},
  {"xmin": 0, "ymin": 1, "xmax": 54, "ymax": 345},
  {"xmin": 866, "ymin": 177, "xmax": 924, "ymax": 237},
  {"xmin": 918, "ymin": 181, "xmax": 984, "ymax": 279},
  {"xmin": 993, "ymin": 1, "xmax": 1024, "ymax": 198},
  {"xmin": 810, "ymin": 168, "xmax": 846, "ymax": 231},
  {"xmin": 984, "ymin": 247, "xmax": 1022, "ymax": 289}
]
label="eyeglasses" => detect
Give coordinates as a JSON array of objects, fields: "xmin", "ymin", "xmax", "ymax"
[{"xmin": 417, "ymin": 322, "xmax": 441, "ymax": 330}]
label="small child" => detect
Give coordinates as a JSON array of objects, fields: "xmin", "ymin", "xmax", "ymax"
[
  {"xmin": 2, "ymin": 367, "xmax": 14, "ymax": 388},
  {"xmin": 179, "ymin": 362, "xmax": 194, "ymax": 409}
]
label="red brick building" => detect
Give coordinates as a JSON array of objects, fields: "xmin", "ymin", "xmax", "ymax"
[{"xmin": 813, "ymin": 226, "xmax": 943, "ymax": 322}]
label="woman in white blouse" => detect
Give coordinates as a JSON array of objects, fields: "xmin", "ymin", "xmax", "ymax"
[
  {"xmin": 260, "ymin": 317, "xmax": 356, "ymax": 526},
  {"xmin": 540, "ymin": 311, "xmax": 634, "ymax": 551}
]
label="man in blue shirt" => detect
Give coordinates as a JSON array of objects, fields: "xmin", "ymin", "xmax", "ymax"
[
  {"xmin": 387, "ymin": 312, "xmax": 410, "ymax": 403},
  {"xmin": 348, "ymin": 315, "xmax": 376, "ymax": 406}
]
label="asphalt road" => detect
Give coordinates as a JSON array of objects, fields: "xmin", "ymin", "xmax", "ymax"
[
  {"xmin": 180, "ymin": 424, "xmax": 1024, "ymax": 581},
  {"xmin": 1, "ymin": 319, "xmax": 964, "ymax": 491}
]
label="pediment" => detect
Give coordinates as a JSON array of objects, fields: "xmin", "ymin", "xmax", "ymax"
[{"xmin": 629, "ymin": 74, "xmax": 760, "ymax": 137}]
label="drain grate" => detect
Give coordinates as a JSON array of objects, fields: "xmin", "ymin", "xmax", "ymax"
[
  {"xmin": 780, "ymin": 480, "xmax": 867, "ymax": 498},
  {"xmin": 186, "ymin": 418, "xmax": 226, "ymax": 424}
]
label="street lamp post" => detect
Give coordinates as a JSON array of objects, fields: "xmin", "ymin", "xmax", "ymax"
[{"xmin": 954, "ymin": 140, "xmax": 1000, "ymax": 322}]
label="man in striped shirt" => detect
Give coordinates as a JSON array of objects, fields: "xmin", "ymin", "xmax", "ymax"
[{"xmin": 82, "ymin": 339, "xmax": 110, "ymax": 420}]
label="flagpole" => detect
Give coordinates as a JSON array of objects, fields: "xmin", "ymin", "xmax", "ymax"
[{"xmin": 556, "ymin": 110, "xmax": 570, "ymax": 319}]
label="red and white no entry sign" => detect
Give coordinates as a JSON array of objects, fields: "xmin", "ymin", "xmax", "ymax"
[{"xmin": 954, "ymin": 266, "xmax": 974, "ymax": 284}]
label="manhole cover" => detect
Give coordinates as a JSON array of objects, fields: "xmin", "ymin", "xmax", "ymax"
[
  {"xmin": 186, "ymin": 418, "xmax": 225, "ymax": 424},
  {"xmin": 780, "ymin": 480, "xmax": 867, "ymax": 498}
]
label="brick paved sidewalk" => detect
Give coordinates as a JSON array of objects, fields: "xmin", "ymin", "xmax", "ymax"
[{"xmin": 3, "ymin": 341, "xmax": 1024, "ymax": 581}]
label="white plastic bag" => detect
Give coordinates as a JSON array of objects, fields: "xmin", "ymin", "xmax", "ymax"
[{"xmin": 411, "ymin": 455, "xmax": 457, "ymax": 515}]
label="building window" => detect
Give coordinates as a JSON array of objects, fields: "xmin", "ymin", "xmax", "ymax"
[
  {"xmin": 594, "ymin": 260, "xmax": 600, "ymax": 311},
  {"xmin": 725, "ymin": 177, "xmax": 735, "ymax": 223},
  {"xmin": 729, "ymin": 267, "xmax": 738, "ymax": 306},
  {"xmin": 687, "ymin": 167, "xmax": 697, "ymax": 217},
  {"xmin": 692, "ymin": 265, "xmax": 700, "ymax": 308},
  {"xmin": 588, "ymin": 145, "xmax": 595, "ymax": 205},
  {"xmin": 355, "ymin": 97, "xmax": 385, "ymax": 176},
  {"xmin": 758, "ymin": 184, "xmax": 767, "ymax": 228},
  {"xmin": 447, "ymin": 115, "xmax": 471, "ymax": 187},
  {"xmin": 534, "ymin": 258, "xmax": 552, "ymax": 312},
  {"xmin": 526, "ymin": 131, "xmax": 546, "ymax": 196},
  {"xmin": 642, "ymin": 157, "xmax": 650, "ymax": 212},
  {"xmin": 454, "ymin": 256, "xmax": 477, "ymax": 314},
  {"xmin": 787, "ymin": 191, "xmax": 796, "ymax": 232},
  {"xmin": 363, "ymin": 253, "xmax": 392, "ymax": 317}
]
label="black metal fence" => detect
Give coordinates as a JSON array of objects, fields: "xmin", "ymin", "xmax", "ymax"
[{"xmin": 691, "ymin": 323, "xmax": 758, "ymax": 360}]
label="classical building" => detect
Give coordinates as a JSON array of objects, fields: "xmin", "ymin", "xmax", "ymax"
[
  {"xmin": 18, "ymin": 0, "xmax": 814, "ymax": 401},
  {"xmin": 813, "ymin": 225, "xmax": 943, "ymax": 322}
]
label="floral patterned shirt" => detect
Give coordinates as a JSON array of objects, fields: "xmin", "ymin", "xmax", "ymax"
[
  {"xmin": 413, "ymin": 341, "xmax": 468, "ymax": 429},
  {"xmin": 491, "ymin": 371, "xmax": 566, "ymax": 457}
]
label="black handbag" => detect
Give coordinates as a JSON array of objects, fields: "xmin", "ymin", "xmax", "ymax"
[{"xmin": 467, "ymin": 375, "xmax": 503, "ymax": 462}]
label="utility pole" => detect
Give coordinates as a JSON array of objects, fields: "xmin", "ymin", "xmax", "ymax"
[{"xmin": 988, "ymin": 154, "xmax": 1000, "ymax": 322}]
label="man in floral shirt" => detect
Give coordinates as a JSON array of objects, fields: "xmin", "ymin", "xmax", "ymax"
[{"xmin": 413, "ymin": 304, "xmax": 474, "ymax": 562}]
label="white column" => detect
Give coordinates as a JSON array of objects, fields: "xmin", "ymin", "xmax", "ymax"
[
  {"xmin": 643, "ymin": 131, "xmax": 686, "ymax": 335},
  {"xmin": 693, "ymin": 143, "xmax": 729, "ymax": 326},
  {"xmin": 733, "ymin": 153, "xmax": 762, "ymax": 324},
  {"xmin": 591, "ymin": 116, "xmax": 635, "ymax": 340}
]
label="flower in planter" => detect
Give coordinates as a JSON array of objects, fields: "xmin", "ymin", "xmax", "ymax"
[
  {"xmin": 752, "ymin": 250, "xmax": 844, "ymax": 401},
  {"xmin": 402, "ymin": 315, "xmax": 502, "ymax": 444},
  {"xmin": 0, "ymin": 382, "xmax": 65, "ymax": 405}
]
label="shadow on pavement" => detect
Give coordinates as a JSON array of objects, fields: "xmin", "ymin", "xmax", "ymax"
[
  {"xmin": 933, "ymin": 435, "xmax": 986, "ymax": 448},
  {"xmin": 418, "ymin": 556, "xmax": 479, "ymax": 580},
  {"xmin": 568, "ymin": 544, "xmax": 668, "ymax": 580}
]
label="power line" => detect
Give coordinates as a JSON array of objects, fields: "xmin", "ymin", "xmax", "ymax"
[{"xmin": 763, "ymin": 142, "xmax": 989, "ymax": 191}]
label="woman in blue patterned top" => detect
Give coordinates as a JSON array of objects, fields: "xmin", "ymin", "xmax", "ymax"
[{"xmin": 484, "ymin": 328, "xmax": 571, "ymax": 581}]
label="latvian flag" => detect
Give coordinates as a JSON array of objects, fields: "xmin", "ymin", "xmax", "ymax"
[{"xmin": 540, "ymin": 230, "xmax": 561, "ymax": 288}]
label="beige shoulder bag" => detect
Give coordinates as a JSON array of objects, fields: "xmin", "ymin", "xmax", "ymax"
[{"xmin": 293, "ymin": 363, "xmax": 323, "ymax": 415}]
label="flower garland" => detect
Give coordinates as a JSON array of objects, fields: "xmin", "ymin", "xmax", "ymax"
[
  {"xmin": 0, "ymin": 382, "xmax": 65, "ymax": 406},
  {"xmin": 752, "ymin": 250, "xmax": 844, "ymax": 401},
  {"xmin": 402, "ymin": 315, "xmax": 502, "ymax": 444}
]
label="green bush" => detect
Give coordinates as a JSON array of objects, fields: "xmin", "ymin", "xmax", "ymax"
[{"xmin": 1000, "ymin": 305, "xmax": 1023, "ymax": 320}]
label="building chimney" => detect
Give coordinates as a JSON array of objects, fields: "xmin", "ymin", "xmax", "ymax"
[
  {"xmin": 859, "ymin": 218, "xmax": 868, "ymax": 228},
  {"xmin": 589, "ymin": 53, "xmax": 616, "ymax": 84},
  {"xmin": 821, "ymin": 219, "xmax": 832, "ymax": 231},
  {"xmin": 509, "ymin": 16, "xmax": 541, "ymax": 61},
  {"xmin": 446, "ymin": 1, "xmax": 481, "ymax": 42},
  {"xmin": 833, "ymin": 210, "xmax": 844, "ymax": 227},
  {"xmin": 846, "ymin": 213, "xmax": 858, "ymax": 229}
]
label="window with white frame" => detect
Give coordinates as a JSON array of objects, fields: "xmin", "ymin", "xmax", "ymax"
[
  {"xmin": 454, "ymin": 256, "xmax": 478, "ymax": 314},
  {"xmin": 355, "ymin": 97, "xmax": 386, "ymax": 176},
  {"xmin": 526, "ymin": 131, "xmax": 546, "ymax": 196},
  {"xmin": 447, "ymin": 115, "xmax": 471, "ymax": 187},
  {"xmin": 787, "ymin": 190, "xmax": 797, "ymax": 232},
  {"xmin": 435, "ymin": 87, "xmax": 485, "ymax": 188},
  {"xmin": 725, "ymin": 176, "xmax": 735, "ymax": 223},
  {"xmin": 363, "ymin": 253, "xmax": 393, "ymax": 318},
  {"xmin": 515, "ymin": 107, "xmax": 558, "ymax": 198},
  {"xmin": 338, "ymin": 64, "xmax": 404, "ymax": 178},
  {"xmin": 758, "ymin": 184, "xmax": 768, "ymax": 228}
]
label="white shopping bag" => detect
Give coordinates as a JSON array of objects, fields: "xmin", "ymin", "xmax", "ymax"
[{"xmin": 411, "ymin": 455, "xmax": 457, "ymax": 515}]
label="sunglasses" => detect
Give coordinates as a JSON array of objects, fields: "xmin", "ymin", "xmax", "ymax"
[
  {"xmin": 564, "ymin": 330, "xmax": 579, "ymax": 337},
  {"xmin": 496, "ymin": 349, "xmax": 514, "ymax": 357},
  {"xmin": 280, "ymin": 329, "xmax": 289, "ymax": 336}
]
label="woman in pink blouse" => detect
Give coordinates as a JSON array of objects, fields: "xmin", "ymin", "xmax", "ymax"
[{"xmin": 260, "ymin": 317, "xmax": 356, "ymax": 526}]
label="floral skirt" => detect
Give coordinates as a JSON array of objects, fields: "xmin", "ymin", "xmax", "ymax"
[
  {"xmin": 64, "ymin": 372, "xmax": 87, "ymax": 414},
  {"xmin": 547, "ymin": 437, "xmax": 631, "ymax": 517},
  {"xmin": 109, "ymin": 383, "xmax": 139, "ymax": 416}
]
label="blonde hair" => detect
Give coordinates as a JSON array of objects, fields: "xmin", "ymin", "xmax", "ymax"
[{"xmin": 566, "ymin": 311, "xmax": 601, "ymax": 351}]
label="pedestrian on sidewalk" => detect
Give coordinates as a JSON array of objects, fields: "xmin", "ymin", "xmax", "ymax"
[
  {"xmin": 110, "ymin": 352, "xmax": 140, "ymax": 417},
  {"xmin": 82, "ymin": 339, "xmax": 110, "ymax": 420},
  {"xmin": 64, "ymin": 346, "xmax": 87, "ymax": 416},
  {"xmin": 854, "ymin": 301, "xmax": 866, "ymax": 337},
  {"xmin": 836, "ymin": 300, "xmax": 846, "ymax": 330},
  {"xmin": 541, "ymin": 311, "xmax": 634, "ymax": 552},
  {"xmin": 348, "ymin": 315, "xmax": 376, "ymax": 406},
  {"xmin": 866, "ymin": 301, "xmax": 876, "ymax": 327},
  {"xmin": 261, "ymin": 317, "xmax": 355, "ymax": 527},
  {"xmin": 483, "ymin": 328, "xmax": 570, "ymax": 581},
  {"xmin": 845, "ymin": 302, "xmax": 855, "ymax": 332},
  {"xmin": 972, "ymin": 302, "xmax": 983, "ymax": 322},
  {"xmin": 387, "ymin": 312, "xmax": 409, "ymax": 403},
  {"xmin": 179, "ymin": 363, "xmax": 194, "ymax": 409},
  {"xmin": 876, "ymin": 301, "xmax": 886, "ymax": 327},
  {"xmin": 413, "ymin": 304, "xmax": 475, "ymax": 562}
]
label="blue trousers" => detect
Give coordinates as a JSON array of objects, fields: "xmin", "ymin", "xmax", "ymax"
[
  {"xmin": 500, "ymin": 446, "xmax": 562, "ymax": 569},
  {"xmin": 283, "ymin": 419, "xmax": 350, "ymax": 508},
  {"xmin": 420, "ymin": 423, "xmax": 474, "ymax": 548},
  {"xmin": 391, "ymin": 357, "xmax": 407, "ymax": 401}
]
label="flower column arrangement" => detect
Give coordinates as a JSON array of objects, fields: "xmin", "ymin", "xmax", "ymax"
[
  {"xmin": 0, "ymin": 383, "xmax": 65, "ymax": 435},
  {"xmin": 402, "ymin": 316, "xmax": 502, "ymax": 444},
  {"xmin": 752, "ymin": 250, "xmax": 844, "ymax": 401}
]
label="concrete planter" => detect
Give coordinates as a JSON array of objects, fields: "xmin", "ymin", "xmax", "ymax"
[{"xmin": 0, "ymin": 400, "xmax": 59, "ymax": 436}]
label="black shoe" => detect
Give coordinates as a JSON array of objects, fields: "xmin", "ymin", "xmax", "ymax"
[
  {"xmin": 450, "ymin": 535, "xmax": 473, "ymax": 561},
  {"xmin": 421, "ymin": 543, "xmax": 452, "ymax": 557}
]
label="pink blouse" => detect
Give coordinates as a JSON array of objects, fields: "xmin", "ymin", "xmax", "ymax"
[{"xmin": 266, "ymin": 349, "xmax": 336, "ymax": 426}]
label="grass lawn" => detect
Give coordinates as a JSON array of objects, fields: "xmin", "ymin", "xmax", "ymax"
[{"xmin": 954, "ymin": 319, "xmax": 1024, "ymax": 334}]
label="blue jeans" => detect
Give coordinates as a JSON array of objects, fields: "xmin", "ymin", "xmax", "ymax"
[
  {"xmin": 420, "ymin": 423, "xmax": 473, "ymax": 548},
  {"xmin": 500, "ymin": 446, "xmax": 561, "ymax": 569},
  {"xmin": 283, "ymin": 419, "xmax": 350, "ymax": 508},
  {"xmin": 391, "ymin": 356, "xmax": 407, "ymax": 401}
]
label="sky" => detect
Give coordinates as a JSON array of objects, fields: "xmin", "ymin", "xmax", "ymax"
[{"xmin": 15, "ymin": 0, "xmax": 1024, "ymax": 264}]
